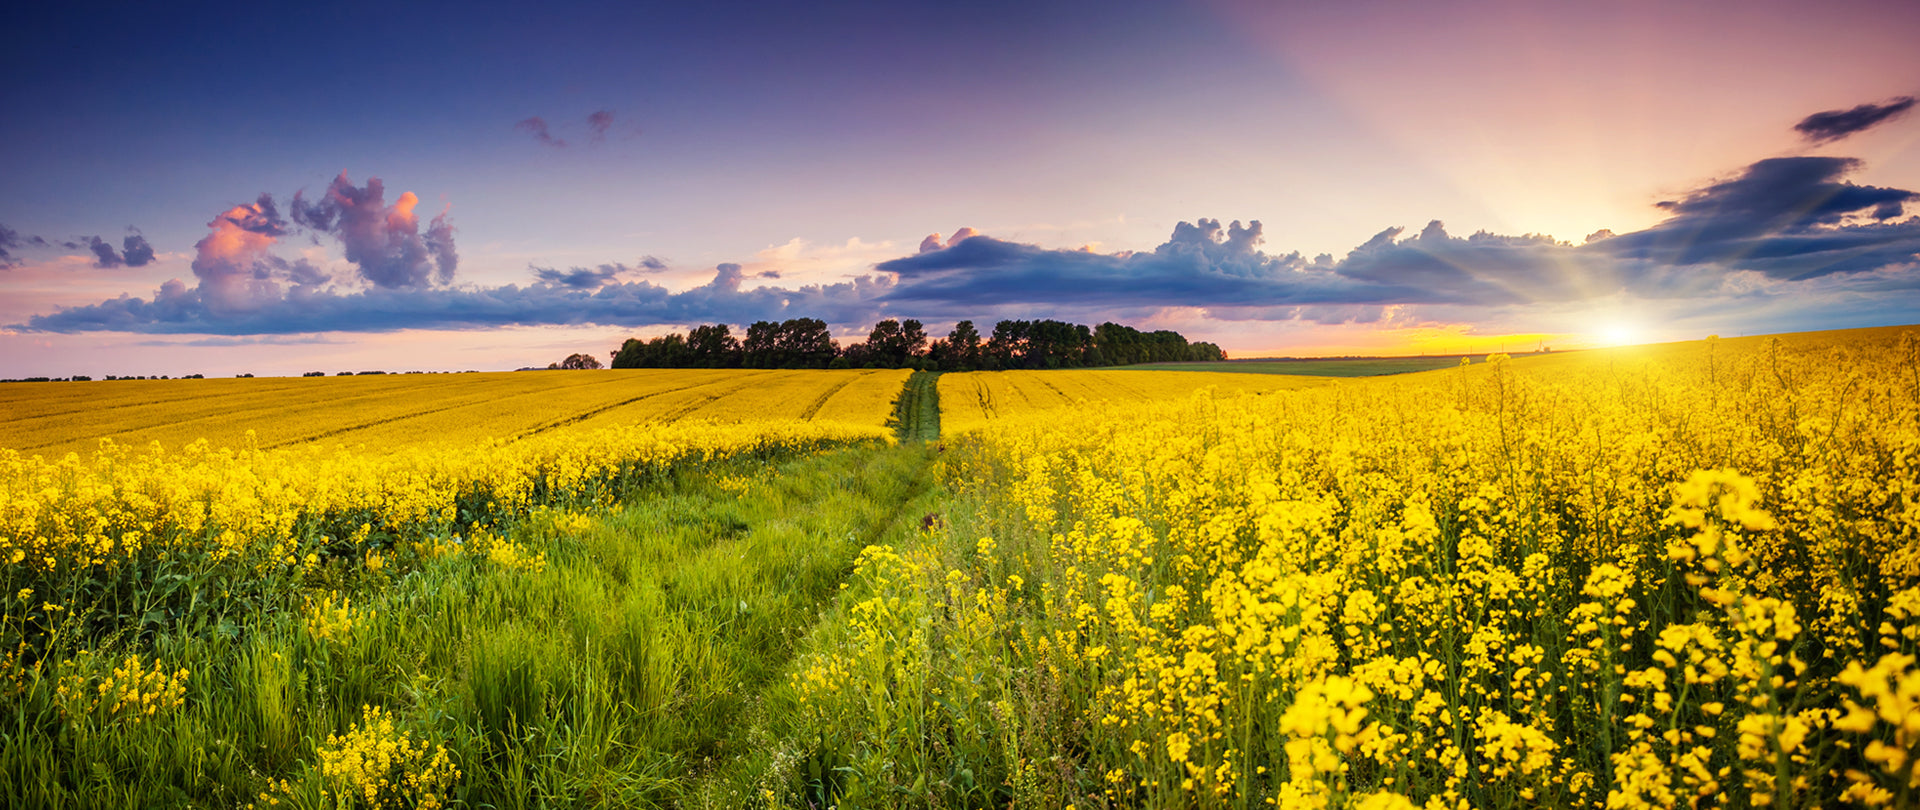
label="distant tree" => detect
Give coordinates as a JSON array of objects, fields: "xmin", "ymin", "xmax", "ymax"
[
  {"xmin": 741, "ymin": 321, "xmax": 780, "ymax": 368},
  {"xmin": 611, "ymin": 338, "xmax": 646, "ymax": 369},
  {"xmin": 840, "ymin": 340, "xmax": 874, "ymax": 368},
  {"xmin": 611, "ymin": 315, "xmax": 1213, "ymax": 370},
  {"xmin": 612, "ymin": 334, "xmax": 693, "ymax": 368},
  {"xmin": 556, "ymin": 353, "xmax": 603, "ymax": 370},
  {"xmin": 303, "ymin": 371, "xmax": 325, "ymax": 377},
  {"xmin": 776, "ymin": 318, "xmax": 838, "ymax": 368},
  {"xmin": 686, "ymin": 324, "xmax": 742, "ymax": 367},
  {"xmin": 942, "ymin": 320, "xmax": 982, "ymax": 370},
  {"xmin": 862, "ymin": 319, "xmax": 928, "ymax": 367}
]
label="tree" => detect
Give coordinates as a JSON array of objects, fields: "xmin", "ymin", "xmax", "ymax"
[
  {"xmin": 862, "ymin": 319, "xmax": 930, "ymax": 367},
  {"xmin": 611, "ymin": 334, "xmax": 691, "ymax": 368},
  {"xmin": 687, "ymin": 324, "xmax": 742, "ymax": 367},
  {"xmin": 742, "ymin": 321, "xmax": 780, "ymax": 368},
  {"xmin": 555, "ymin": 353, "xmax": 603, "ymax": 370},
  {"xmin": 776, "ymin": 318, "xmax": 839, "ymax": 368},
  {"xmin": 943, "ymin": 320, "xmax": 982, "ymax": 371}
]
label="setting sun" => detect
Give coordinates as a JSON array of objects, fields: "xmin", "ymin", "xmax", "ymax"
[{"xmin": 1597, "ymin": 321, "xmax": 1646, "ymax": 347}]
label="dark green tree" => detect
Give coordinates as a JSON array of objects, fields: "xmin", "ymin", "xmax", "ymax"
[{"xmin": 687, "ymin": 324, "xmax": 742, "ymax": 367}]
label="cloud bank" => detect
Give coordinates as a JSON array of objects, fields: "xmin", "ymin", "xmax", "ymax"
[
  {"xmin": 874, "ymin": 154, "xmax": 1918, "ymax": 328},
  {"xmin": 23, "ymin": 265, "xmax": 891, "ymax": 335},
  {"xmin": 17, "ymin": 123, "xmax": 1920, "ymax": 338}
]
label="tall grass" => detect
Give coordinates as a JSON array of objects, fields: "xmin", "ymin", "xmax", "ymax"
[{"xmin": 0, "ymin": 441, "xmax": 941, "ymax": 808}]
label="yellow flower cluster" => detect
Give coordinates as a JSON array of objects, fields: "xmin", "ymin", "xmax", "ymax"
[
  {"xmin": 477, "ymin": 531, "xmax": 548, "ymax": 574},
  {"xmin": 304, "ymin": 591, "xmax": 375, "ymax": 645},
  {"xmin": 1834, "ymin": 652, "xmax": 1920, "ymax": 805},
  {"xmin": 54, "ymin": 651, "xmax": 189, "ymax": 724},
  {"xmin": 1, "ymin": 417, "xmax": 885, "ymax": 581},
  {"xmin": 313, "ymin": 704, "xmax": 460, "ymax": 810},
  {"xmin": 921, "ymin": 326, "xmax": 1920, "ymax": 808}
]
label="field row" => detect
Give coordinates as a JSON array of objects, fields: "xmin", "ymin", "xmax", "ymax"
[
  {"xmin": 0, "ymin": 369, "xmax": 911, "ymax": 457},
  {"xmin": 936, "ymin": 368, "xmax": 1332, "ymax": 433}
]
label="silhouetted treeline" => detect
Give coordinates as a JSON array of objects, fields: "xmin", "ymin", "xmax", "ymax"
[{"xmin": 610, "ymin": 318, "xmax": 1225, "ymax": 371}]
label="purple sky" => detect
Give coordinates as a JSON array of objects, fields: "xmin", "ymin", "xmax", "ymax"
[{"xmin": 2, "ymin": 0, "xmax": 1917, "ymax": 376}]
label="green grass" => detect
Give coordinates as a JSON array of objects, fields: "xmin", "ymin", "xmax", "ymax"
[
  {"xmin": 0, "ymin": 440, "xmax": 946, "ymax": 808},
  {"xmin": 891, "ymin": 370, "xmax": 942, "ymax": 443}
]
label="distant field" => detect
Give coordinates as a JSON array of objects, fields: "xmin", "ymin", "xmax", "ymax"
[
  {"xmin": 1126, "ymin": 355, "xmax": 1487, "ymax": 376},
  {"xmin": 937, "ymin": 368, "xmax": 1333, "ymax": 433},
  {"xmin": 0, "ymin": 368, "xmax": 912, "ymax": 458}
]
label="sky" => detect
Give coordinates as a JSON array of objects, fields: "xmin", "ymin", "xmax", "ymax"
[{"xmin": 2, "ymin": 0, "xmax": 1917, "ymax": 376}]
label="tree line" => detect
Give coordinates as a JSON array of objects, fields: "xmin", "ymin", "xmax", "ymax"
[{"xmin": 608, "ymin": 318, "xmax": 1226, "ymax": 371}]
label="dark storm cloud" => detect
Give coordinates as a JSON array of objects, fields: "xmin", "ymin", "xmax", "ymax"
[
  {"xmin": 19, "ymin": 265, "xmax": 890, "ymax": 335},
  {"xmin": 515, "ymin": 116, "xmax": 567, "ymax": 148},
  {"xmin": 1595, "ymin": 157, "xmax": 1919, "ymax": 281},
  {"xmin": 1794, "ymin": 97, "xmax": 1916, "ymax": 143}
]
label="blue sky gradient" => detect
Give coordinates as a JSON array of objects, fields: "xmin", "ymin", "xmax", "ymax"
[{"xmin": 2, "ymin": 0, "xmax": 1916, "ymax": 374}]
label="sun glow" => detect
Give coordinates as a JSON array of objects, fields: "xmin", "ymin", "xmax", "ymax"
[{"xmin": 1597, "ymin": 321, "xmax": 1645, "ymax": 347}]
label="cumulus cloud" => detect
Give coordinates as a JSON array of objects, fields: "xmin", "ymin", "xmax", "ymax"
[
  {"xmin": 881, "ymin": 154, "xmax": 1920, "ymax": 321},
  {"xmin": 15, "ymin": 174, "xmax": 458, "ymax": 320},
  {"xmin": 919, "ymin": 228, "xmax": 982, "ymax": 254},
  {"xmin": 516, "ymin": 116, "xmax": 566, "ymax": 148},
  {"xmin": 191, "ymin": 196, "xmax": 301, "ymax": 311},
  {"xmin": 1795, "ymin": 96, "xmax": 1916, "ymax": 143},
  {"xmin": 881, "ymin": 218, "xmax": 1400, "ymax": 310},
  {"xmin": 86, "ymin": 236, "xmax": 124, "ymax": 268},
  {"xmin": 82, "ymin": 232, "xmax": 156, "ymax": 269},
  {"xmin": 120, "ymin": 233, "xmax": 155, "ymax": 266},
  {"xmin": 292, "ymin": 172, "xmax": 457, "ymax": 288},
  {"xmin": 16, "ymin": 151, "xmax": 1920, "ymax": 337}
]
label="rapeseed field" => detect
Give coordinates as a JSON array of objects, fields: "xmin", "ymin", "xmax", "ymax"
[
  {"xmin": 774, "ymin": 326, "xmax": 1920, "ymax": 809},
  {"xmin": 938, "ymin": 369, "xmax": 1332, "ymax": 435},
  {"xmin": 0, "ymin": 368, "xmax": 910, "ymax": 457},
  {"xmin": 4, "ymin": 329, "xmax": 1915, "ymax": 809}
]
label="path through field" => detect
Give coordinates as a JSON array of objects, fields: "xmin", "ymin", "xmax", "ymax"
[{"xmin": 891, "ymin": 370, "xmax": 942, "ymax": 444}]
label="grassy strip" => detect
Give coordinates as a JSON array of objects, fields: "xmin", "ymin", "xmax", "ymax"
[
  {"xmin": 891, "ymin": 371, "xmax": 943, "ymax": 444},
  {"xmin": 0, "ymin": 441, "xmax": 940, "ymax": 808}
]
